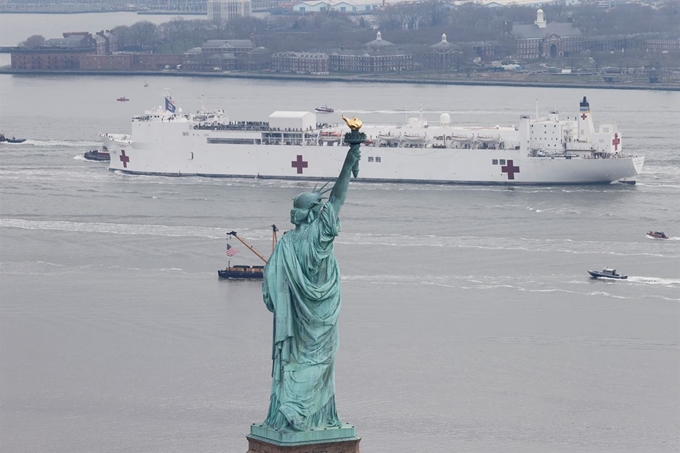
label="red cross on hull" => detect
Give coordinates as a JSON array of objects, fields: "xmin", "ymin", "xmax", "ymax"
[
  {"xmin": 291, "ymin": 155, "xmax": 308, "ymax": 174},
  {"xmin": 612, "ymin": 133, "xmax": 620, "ymax": 151},
  {"xmin": 501, "ymin": 160, "xmax": 520, "ymax": 180},
  {"xmin": 120, "ymin": 150, "xmax": 130, "ymax": 168}
]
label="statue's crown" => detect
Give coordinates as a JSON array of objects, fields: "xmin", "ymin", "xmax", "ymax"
[{"xmin": 292, "ymin": 183, "xmax": 332, "ymax": 209}]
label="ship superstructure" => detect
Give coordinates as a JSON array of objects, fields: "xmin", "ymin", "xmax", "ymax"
[{"xmin": 102, "ymin": 96, "xmax": 644, "ymax": 185}]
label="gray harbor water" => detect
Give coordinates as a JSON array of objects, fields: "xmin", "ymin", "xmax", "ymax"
[{"xmin": 1, "ymin": 75, "xmax": 679, "ymax": 452}]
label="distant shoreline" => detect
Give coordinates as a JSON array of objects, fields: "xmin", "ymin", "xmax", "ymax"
[
  {"xmin": 0, "ymin": 67, "xmax": 678, "ymax": 92},
  {"xmin": 0, "ymin": 11, "xmax": 205, "ymax": 15}
]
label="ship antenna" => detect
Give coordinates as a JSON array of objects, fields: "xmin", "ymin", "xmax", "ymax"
[{"xmin": 201, "ymin": 93, "xmax": 205, "ymax": 112}]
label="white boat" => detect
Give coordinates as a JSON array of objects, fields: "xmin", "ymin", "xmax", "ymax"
[
  {"xmin": 315, "ymin": 104, "xmax": 334, "ymax": 114},
  {"xmin": 101, "ymin": 96, "xmax": 644, "ymax": 185}
]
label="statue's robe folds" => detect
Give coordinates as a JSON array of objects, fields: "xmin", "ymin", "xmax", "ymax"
[{"xmin": 262, "ymin": 203, "xmax": 343, "ymax": 432}]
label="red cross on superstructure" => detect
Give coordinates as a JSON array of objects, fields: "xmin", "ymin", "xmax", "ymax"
[
  {"xmin": 120, "ymin": 150, "xmax": 130, "ymax": 168},
  {"xmin": 612, "ymin": 133, "xmax": 620, "ymax": 151},
  {"xmin": 291, "ymin": 155, "xmax": 308, "ymax": 174},
  {"xmin": 501, "ymin": 160, "xmax": 520, "ymax": 180},
  {"xmin": 581, "ymin": 113, "xmax": 588, "ymax": 120}
]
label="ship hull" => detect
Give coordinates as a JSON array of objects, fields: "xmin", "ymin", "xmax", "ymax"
[
  {"xmin": 103, "ymin": 134, "xmax": 644, "ymax": 185},
  {"xmin": 101, "ymin": 95, "xmax": 644, "ymax": 185}
]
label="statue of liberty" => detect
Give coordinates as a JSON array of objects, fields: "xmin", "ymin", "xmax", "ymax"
[{"xmin": 260, "ymin": 118, "xmax": 363, "ymax": 434}]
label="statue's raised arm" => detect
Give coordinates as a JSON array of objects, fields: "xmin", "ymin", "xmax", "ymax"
[{"xmin": 330, "ymin": 116, "xmax": 365, "ymax": 216}]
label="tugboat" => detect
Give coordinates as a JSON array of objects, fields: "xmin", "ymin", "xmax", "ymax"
[
  {"xmin": 646, "ymin": 231, "xmax": 669, "ymax": 239},
  {"xmin": 83, "ymin": 146, "xmax": 110, "ymax": 161},
  {"xmin": 588, "ymin": 267, "xmax": 628, "ymax": 280},
  {"xmin": 218, "ymin": 225, "xmax": 278, "ymax": 280}
]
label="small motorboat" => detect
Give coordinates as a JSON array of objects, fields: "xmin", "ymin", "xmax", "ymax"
[
  {"xmin": 83, "ymin": 146, "xmax": 110, "ymax": 161},
  {"xmin": 315, "ymin": 104, "xmax": 334, "ymax": 113},
  {"xmin": 117, "ymin": 97, "xmax": 130, "ymax": 102},
  {"xmin": 588, "ymin": 268, "xmax": 628, "ymax": 280},
  {"xmin": 646, "ymin": 231, "xmax": 669, "ymax": 239},
  {"xmin": 1, "ymin": 133, "xmax": 26, "ymax": 143}
]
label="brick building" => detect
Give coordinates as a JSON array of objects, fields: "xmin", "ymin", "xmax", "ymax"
[
  {"xmin": 11, "ymin": 48, "xmax": 93, "ymax": 70},
  {"xmin": 133, "ymin": 53, "xmax": 182, "ymax": 70},
  {"xmin": 512, "ymin": 9, "xmax": 582, "ymax": 59},
  {"xmin": 329, "ymin": 32, "xmax": 413, "ymax": 73},
  {"xmin": 271, "ymin": 52, "xmax": 329, "ymax": 74},
  {"xmin": 422, "ymin": 34, "xmax": 463, "ymax": 71},
  {"xmin": 80, "ymin": 54, "xmax": 132, "ymax": 70},
  {"xmin": 202, "ymin": 39, "xmax": 255, "ymax": 55}
]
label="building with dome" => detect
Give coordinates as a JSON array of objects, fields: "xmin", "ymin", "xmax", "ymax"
[
  {"xmin": 423, "ymin": 34, "xmax": 463, "ymax": 71},
  {"xmin": 512, "ymin": 9, "xmax": 583, "ymax": 60},
  {"xmin": 328, "ymin": 31, "xmax": 413, "ymax": 73}
]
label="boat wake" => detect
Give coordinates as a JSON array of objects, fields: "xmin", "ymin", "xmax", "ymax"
[
  {"xmin": 0, "ymin": 218, "xmax": 226, "ymax": 239},
  {"xmin": 340, "ymin": 273, "xmax": 680, "ymax": 301},
  {"xmin": 626, "ymin": 276, "xmax": 680, "ymax": 286},
  {"xmin": 22, "ymin": 139, "xmax": 101, "ymax": 148},
  {"xmin": 339, "ymin": 232, "xmax": 679, "ymax": 259}
]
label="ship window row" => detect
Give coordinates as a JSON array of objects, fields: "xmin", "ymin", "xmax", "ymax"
[
  {"xmin": 207, "ymin": 138, "xmax": 262, "ymax": 145},
  {"xmin": 367, "ymin": 156, "xmax": 382, "ymax": 163},
  {"xmin": 492, "ymin": 159, "xmax": 507, "ymax": 165}
]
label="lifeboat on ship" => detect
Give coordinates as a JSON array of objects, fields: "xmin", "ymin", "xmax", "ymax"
[
  {"xmin": 377, "ymin": 133, "xmax": 401, "ymax": 147},
  {"xmin": 319, "ymin": 131, "xmax": 342, "ymax": 142},
  {"xmin": 402, "ymin": 134, "xmax": 427, "ymax": 147}
]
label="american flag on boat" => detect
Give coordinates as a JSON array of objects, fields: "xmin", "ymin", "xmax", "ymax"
[{"xmin": 226, "ymin": 243, "xmax": 239, "ymax": 257}]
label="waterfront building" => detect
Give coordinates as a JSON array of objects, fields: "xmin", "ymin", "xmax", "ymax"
[
  {"xmin": 11, "ymin": 48, "xmax": 92, "ymax": 70},
  {"xmin": 645, "ymin": 37, "xmax": 680, "ymax": 54},
  {"xmin": 422, "ymin": 34, "xmax": 463, "ymax": 71},
  {"xmin": 95, "ymin": 30, "xmax": 117, "ymax": 55},
  {"xmin": 80, "ymin": 54, "xmax": 132, "ymax": 70},
  {"xmin": 271, "ymin": 52, "xmax": 329, "ymax": 75},
  {"xmin": 10, "ymin": 32, "xmax": 95, "ymax": 70},
  {"xmin": 328, "ymin": 31, "xmax": 413, "ymax": 73},
  {"xmin": 202, "ymin": 39, "xmax": 255, "ymax": 55},
  {"xmin": 512, "ymin": 9, "xmax": 582, "ymax": 59},
  {"xmin": 235, "ymin": 47, "xmax": 272, "ymax": 71},
  {"xmin": 292, "ymin": 0, "xmax": 389, "ymax": 13},
  {"xmin": 207, "ymin": 0, "xmax": 251, "ymax": 21}
]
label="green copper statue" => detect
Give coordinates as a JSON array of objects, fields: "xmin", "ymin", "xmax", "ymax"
[{"xmin": 260, "ymin": 119, "xmax": 364, "ymax": 434}]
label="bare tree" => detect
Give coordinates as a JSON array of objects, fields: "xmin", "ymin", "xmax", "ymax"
[
  {"xmin": 20, "ymin": 34, "xmax": 46, "ymax": 48},
  {"xmin": 424, "ymin": 0, "xmax": 450, "ymax": 27},
  {"xmin": 129, "ymin": 21, "xmax": 159, "ymax": 50}
]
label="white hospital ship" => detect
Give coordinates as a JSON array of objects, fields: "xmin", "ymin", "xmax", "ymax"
[{"xmin": 102, "ymin": 96, "xmax": 644, "ymax": 185}]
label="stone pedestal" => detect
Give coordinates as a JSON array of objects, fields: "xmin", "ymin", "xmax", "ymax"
[
  {"xmin": 246, "ymin": 423, "xmax": 360, "ymax": 453},
  {"xmin": 246, "ymin": 436, "xmax": 361, "ymax": 453}
]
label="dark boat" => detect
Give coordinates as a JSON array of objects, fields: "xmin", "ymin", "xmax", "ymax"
[
  {"xmin": 218, "ymin": 265, "xmax": 264, "ymax": 279},
  {"xmin": 0, "ymin": 133, "xmax": 26, "ymax": 143},
  {"xmin": 315, "ymin": 104, "xmax": 334, "ymax": 113},
  {"xmin": 117, "ymin": 97, "xmax": 130, "ymax": 102},
  {"xmin": 646, "ymin": 231, "xmax": 669, "ymax": 239},
  {"xmin": 83, "ymin": 146, "xmax": 110, "ymax": 161},
  {"xmin": 588, "ymin": 268, "xmax": 628, "ymax": 279},
  {"xmin": 218, "ymin": 225, "xmax": 278, "ymax": 280}
]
